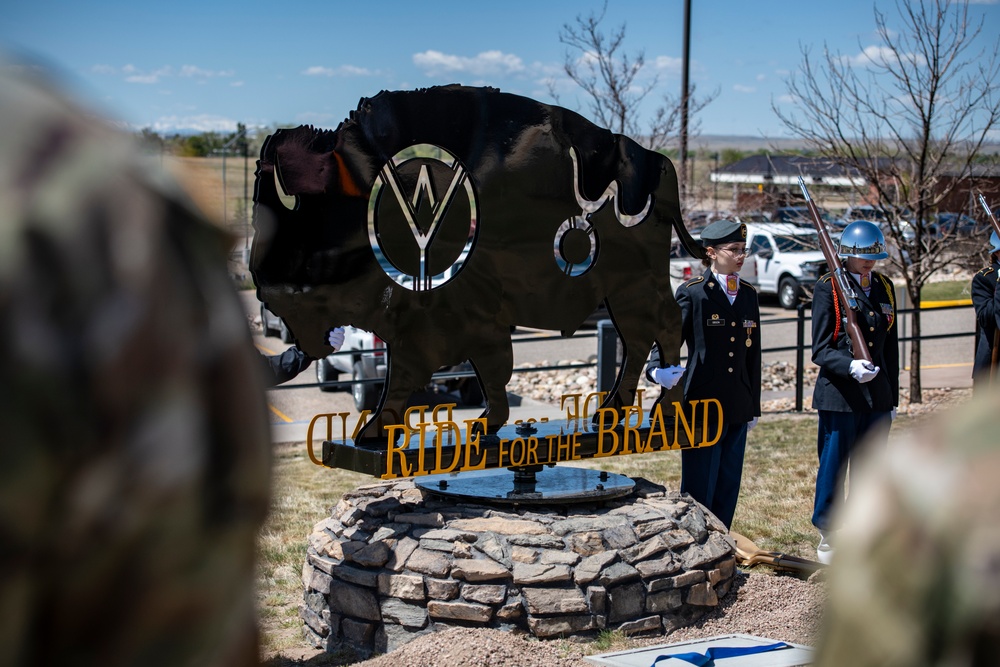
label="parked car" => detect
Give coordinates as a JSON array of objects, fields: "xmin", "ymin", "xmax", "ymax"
[
  {"xmin": 842, "ymin": 204, "xmax": 916, "ymax": 241},
  {"xmin": 314, "ymin": 325, "xmax": 483, "ymax": 411},
  {"xmin": 741, "ymin": 223, "xmax": 829, "ymax": 309},
  {"xmin": 260, "ymin": 305, "xmax": 293, "ymax": 343},
  {"xmin": 928, "ymin": 212, "xmax": 985, "ymax": 238}
]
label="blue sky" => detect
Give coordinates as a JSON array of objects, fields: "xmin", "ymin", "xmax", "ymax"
[{"xmin": 2, "ymin": 0, "xmax": 998, "ymax": 138}]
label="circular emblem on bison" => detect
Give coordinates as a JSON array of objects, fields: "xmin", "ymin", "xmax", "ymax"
[{"xmin": 368, "ymin": 144, "xmax": 478, "ymax": 291}]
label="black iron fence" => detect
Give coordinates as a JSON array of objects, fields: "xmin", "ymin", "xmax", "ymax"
[{"xmin": 269, "ymin": 302, "xmax": 976, "ymax": 414}]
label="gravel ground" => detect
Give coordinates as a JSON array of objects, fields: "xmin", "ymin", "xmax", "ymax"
[{"xmin": 267, "ymin": 570, "xmax": 826, "ymax": 666}]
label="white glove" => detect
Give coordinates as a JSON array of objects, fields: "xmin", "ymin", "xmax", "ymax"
[
  {"xmin": 849, "ymin": 359, "xmax": 880, "ymax": 384},
  {"xmin": 747, "ymin": 416, "xmax": 759, "ymax": 431},
  {"xmin": 327, "ymin": 327, "xmax": 346, "ymax": 351},
  {"xmin": 652, "ymin": 365, "xmax": 685, "ymax": 390},
  {"xmin": 890, "ymin": 408, "xmax": 897, "ymax": 421}
]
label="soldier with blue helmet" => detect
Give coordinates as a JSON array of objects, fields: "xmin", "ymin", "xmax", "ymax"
[
  {"xmin": 810, "ymin": 219, "xmax": 899, "ymax": 564},
  {"xmin": 646, "ymin": 218, "xmax": 762, "ymax": 530},
  {"xmin": 971, "ymin": 230, "xmax": 1000, "ymax": 391}
]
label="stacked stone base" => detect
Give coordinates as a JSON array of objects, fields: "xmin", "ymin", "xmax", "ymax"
[{"xmin": 301, "ymin": 476, "xmax": 736, "ymax": 658}]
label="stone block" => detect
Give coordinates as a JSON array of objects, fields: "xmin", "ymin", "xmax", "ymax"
[
  {"xmin": 380, "ymin": 598, "xmax": 429, "ymax": 629},
  {"xmin": 405, "ymin": 548, "xmax": 452, "ymax": 578},
  {"xmin": 449, "ymin": 516, "xmax": 548, "ymax": 535},
  {"xmin": 393, "ymin": 511, "xmax": 445, "ymax": 526},
  {"xmin": 621, "ymin": 536, "xmax": 669, "ymax": 564},
  {"xmin": 327, "ymin": 580, "xmax": 381, "ymax": 621},
  {"xmin": 616, "ymin": 615, "xmax": 662, "ymax": 635},
  {"xmin": 686, "ymin": 581, "xmax": 719, "ymax": 606},
  {"xmin": 425, "ymin": 577, "xmax": 460, "ymax": 600},
  {"xmin": 461, "ymin": 583, "xmax": 507, "ymax": 605},
  {"xmin": 513, "ymin": 562, "xmax": 572, "ymax": 585},
  {"xmin": 507, "ymin": 534, "xmax": 566, "ymax": 549},
  {"xmin": 385, "ymin": 536, "xmax": 418, "ymax": 572},
  {"xmin": 349, "ymin": 540, "xmax": 391, "ymax": 568},
  {"xmin": 598, "ymin": 561, "xmax": 640, "ymax": 587},
  {"xmin": 332, "ymin": 563, "xmax": 378, "ymax": 588},
  {"xmin": 521, "ymin": 587, "xmax": 589, "ymax": 615},
  {"xmin": 377, "ymin": 573, "xmax": 425, "ymax": 600},
  {"xmin": 607, "ymin": 582, "xmax": 645, "ymax": 623},
  {"xmin": 452, "ymin": 558, "xmax": 512, "ymax": 582},
  {"xmin": 540, "ymin": 549, "xmax": 581, "ymax": 566},
  {"xmin": 341, "ymin": 617, "xmax": 376, "ymax": 645},
  {"xmin": 427, "ymin": 600, "xmax": 493, "ymax": 623},
  {"xmin": 635, "ymin": 555, "xmax": 681, "ymax": 579},
  {"xmin": 568, "ymin": 531, "xmax": 604, "ymax": 556},
  {"xmin": 586, "ymin": 585, "xmax": 607, "ymax": 615},
  {"xmin": 646, "ymin": 589, "xmax": 682, "ymax": 613},
  {"xmin": 601, "ymin": 523, "xmax": 639, "ymax": 549},
  {"xmin": 527, "ymin": 614, "xmax": 595, "ymax": 638},
  {"xmin": 574, "ymin": 551, "xmax": 619, "ymax": 585}
]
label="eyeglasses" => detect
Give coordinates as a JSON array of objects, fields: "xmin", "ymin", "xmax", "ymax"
[{"xmin": 718, "ymin": 245, "xmax": 749, "ymax": 257}]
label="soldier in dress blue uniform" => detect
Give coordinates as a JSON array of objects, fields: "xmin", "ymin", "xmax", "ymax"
[
  {"xmin": 646, "ymin": 219, "xmax": 761, "ymax": 530},
  {"xmin": 971, "ymin": 231, "xmax": 1000, "ymax": 392},
  {"xmin": 810, "ymin": 220, "xmax": 898, "ymax": 564}
]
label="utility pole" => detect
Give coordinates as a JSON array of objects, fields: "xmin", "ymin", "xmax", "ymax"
[{"xmin": 679, "ymin": 0, "xmax": 691, "ymax": 212}]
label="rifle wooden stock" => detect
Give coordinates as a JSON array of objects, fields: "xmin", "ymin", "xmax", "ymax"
[
  {"xmin": 798, "ymin": 177, "xmax": 873, "ymax": 365},
  {"xmin": 977, "ymin": 193, "xmax": 1000, "ymax": 382}
]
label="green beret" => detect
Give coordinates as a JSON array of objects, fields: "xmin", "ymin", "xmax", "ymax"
[{"xmin": 699, "ymin": 219, "xmax": 747, "ymax": 246}]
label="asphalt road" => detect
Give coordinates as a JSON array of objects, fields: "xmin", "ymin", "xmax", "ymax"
[{"xmin": 245, "ymin": 291, "xmax": 976, "ymax": 432}]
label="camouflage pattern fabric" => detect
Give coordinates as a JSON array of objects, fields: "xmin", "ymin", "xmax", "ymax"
[
  {"xmin": 0, "ymin": 63, "xmax": 271, "ymax": 665},
  {"xmin": 815, "ymin": 388, "xmax": 1000, "ymax": 666}
]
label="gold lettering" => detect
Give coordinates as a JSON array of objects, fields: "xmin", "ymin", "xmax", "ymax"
[
  {"xmin": 431, "ymin": 420, "xmax": 463, "ymax": 474},
  {"xmin": 635, "ymin": 388, "xmax": 647, "ymax": 422},
  {"xmin": 382, "ymin": 424, "xmax": 412, "ymax": 479},
  {"xmin": 526, "ymin": 436, "xmax": 539, "ymax": 465},
  {"xmin": 555, "ymin": 432, "xmax": 573, "ymax": 461},
  {"xmin": 462, "ymin": 419, "xmax": 488, "ymax": 470},
  {"xmin": 582, "ymin": 391, "xmax": 607, "ymax": 419},
  {"xmin": 645, "ymin": 403, "xmax": 672, "ymax": 451},
  {"xmin": 350, "ymin": 409, "xmax": 373, "ymax": 440},
  {"xmin": 561, "ymin": 393, "xmax": 583, "ymax": 421},
  {"xmin": 433, "ymin": 403, "xmax": 457, "ymax": 425},
  {"xmin": 674, "ymin": 400, "xmax": 699, "ymax": 447},
  {"xmin": 593, "ymin": 407, "xmax": 620, "ymax": 458},
  {"xmin": 620, "ymin": 405, "xmax": 641, "ymax": 454},
  {"xmin": 498, "ymin": 438, "xmax": 510, "ymax": 468},
  {"xmin": 306, "ymin": 413, "xmax": 350, "ymax": 467},
  {"xmin": 700, "ymin": 398, "xmax": 725, "ymax": 447},
  {"xmin": 570, "ymin": 431, "xmax": 582, "ymax": 460}
]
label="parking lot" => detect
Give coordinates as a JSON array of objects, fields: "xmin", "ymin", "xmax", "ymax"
[{"xmin": 246, "ymin": 290, "xmax": 976, "ymax": 442}]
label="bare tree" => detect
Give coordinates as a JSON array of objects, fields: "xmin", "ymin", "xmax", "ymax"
[
  {"xmin": 551, "ymin": 2, "xmax": 717, "ymax": 154},
  {"xmin": 774, "ymin": 0, "xmax": 1000, "ymax": 403}
]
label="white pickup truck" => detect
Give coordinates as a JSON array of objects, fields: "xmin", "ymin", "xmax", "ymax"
[{"xmin": 740, "ymin": 223, "xmax": 829, "ymax": 309}]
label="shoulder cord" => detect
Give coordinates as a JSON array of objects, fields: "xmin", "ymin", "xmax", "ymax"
[
  {"xmin": 832, "ymin": 284, "xmax": 842, "ymax": 343},
  {"xmin": 877, "ymin": 272, "xmax": 895, "ymax": 331}
]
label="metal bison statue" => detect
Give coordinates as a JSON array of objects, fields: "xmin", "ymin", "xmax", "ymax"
[{"xmin": 251, "ymin": 85, "xmax": 704, "ymax": 444}]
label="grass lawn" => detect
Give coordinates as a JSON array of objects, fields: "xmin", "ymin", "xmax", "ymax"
[{"xmin": 921, "ymin": 279, "xmax": 972, "ymax": 302}]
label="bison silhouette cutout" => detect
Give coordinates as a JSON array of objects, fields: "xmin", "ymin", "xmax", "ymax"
[{"xmin": 251, "ymin": 85, "xmax": 704, "ymax": 444}]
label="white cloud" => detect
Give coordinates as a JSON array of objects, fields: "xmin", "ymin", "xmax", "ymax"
[
  {"xmin": 230, "ymin": 81, "xmax": 244, "ymax": 87},
  {"xmin": 652, "ymin": 55, "xmax": 683, "ymax": 74},
  {"xmin": 756, "ymin": 73, "xmax": 766, "ymax": 82},
  {"xmin": 412, "ymin": 49, "xmax": 525, "ymax": 77},
  {"xmin": 842, "ymin": 45, "xmax": 923, "ymax": 69},
  {"xmin": 302, "ymin": 64, "xmax": 376, "ymax": 77},
  {"xmin": 99, "ymin": 63, "xmax": 234, "ymax": 84},
  {"xmin": 149, "ymin": 114, "xmax": 240, "ymax": 133},
  {"xmin": 733, "ymin": 84, "xmax": 756, "ymax": 94}
]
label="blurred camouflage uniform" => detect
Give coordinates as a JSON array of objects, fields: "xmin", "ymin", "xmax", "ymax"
[
  {"xmin": 0, "ymin": 61, "xmax": 271, "ymax": 665},
  {"xmin": 815, "ymin": 388, "xmax": 1000, "ymax": 666}
]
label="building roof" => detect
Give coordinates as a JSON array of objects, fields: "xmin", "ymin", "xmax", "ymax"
[{"xmin": 711, "ymin": 155, "xmax": 874, "ymax": 187}]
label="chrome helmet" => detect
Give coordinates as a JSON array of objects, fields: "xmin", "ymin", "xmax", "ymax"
[
  {"xmin": 838, "ymin": 220, "xmax": 888, "ymax": 260},
  {"xmin": 990, "ymin": 230, "xmax": 1000, "ymax": 254}
]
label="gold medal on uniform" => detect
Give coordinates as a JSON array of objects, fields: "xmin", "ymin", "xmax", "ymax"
[
  {"xmin": 726, "ymin": 274, "xmax": 739, "ymax": 296},
  {"xmin": 860, "ymin": 272, "xmax": 871, "ymax": 290},
  {"xmin": 743, "ymin": 319, "xmax": 757, "ymax": 347}
]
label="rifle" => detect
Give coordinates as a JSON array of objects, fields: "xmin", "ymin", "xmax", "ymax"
[
  {"xmin": 797, "ymin": 176, "xmax": 874, "ymax": 367},
  {"xmin": 977, "ymin": 193, "xmax": 1000, "ymax": 381}
]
